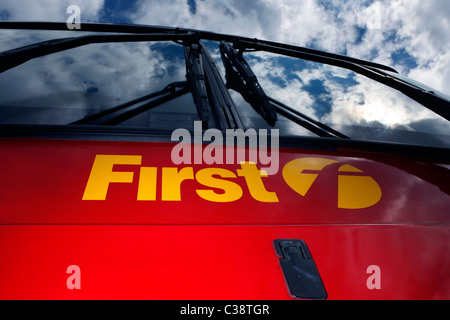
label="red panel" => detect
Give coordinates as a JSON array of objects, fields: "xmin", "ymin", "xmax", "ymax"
[
  {"xmin": 0, "ymin": 138, "xmax": 449, "ymax": 299},
  {"xmin": 0, "ymin": 138, "xmax": 448, "ymax": 225},
  {"xmin": 0, "ymin": 225, "xmax": 448, "ymax": 299}
]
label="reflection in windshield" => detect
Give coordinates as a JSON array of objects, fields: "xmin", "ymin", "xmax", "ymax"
[
  {"xmin": 243, "ymin": 52, "xmax": 450, "ymax": 147},
  {"xmin": 0, "ymin": 29, "xmax": 449, "ymax": 148},
  {"xmin": 0, "ymin": 37, "xmax": 197, "ymax": 125}
]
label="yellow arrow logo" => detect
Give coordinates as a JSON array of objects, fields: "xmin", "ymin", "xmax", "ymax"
[{"xmin": 282, "ymin": 158, "xmax": 382, "ymax": 209}]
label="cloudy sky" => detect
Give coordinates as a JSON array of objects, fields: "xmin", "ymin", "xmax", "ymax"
[{"xmin": 0, "ymin": 0, "xmax": 449, "ymax": 95}]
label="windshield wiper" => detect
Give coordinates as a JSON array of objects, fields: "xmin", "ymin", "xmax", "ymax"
[
  {"xmin": 99, "ymin": 83, "xmax": 189, "ymax": 126},
  {"xmin": 220, "ymin": 41, "xmax": 277, "ymax": 126},
  {"xmin": 184, "ymin": 41, "xmax": 209, "ymax": 124},
  {"xmin": 220, "ymin": 41, "xmax": 347, "ymax": 138},
  {"xmin": 72, "ymin": 40, "xmax": 242, "ymax": 129},
  {"xmin": 70, "ymin": 36, "xmax": 242, "ymax": 128},
  {"xmin": 71, "ymin": 81, "xmax": 188, "ymax": 125},
  {"xmin": 200, "ymin": 40, "xmax": 243, "ymax": 130},
  {"xmin": 0, "ymin": 33, "xmax": 194, "ymax": 74},
  {"xmin": 268, "ymin": 97, "xmax": 349, "ymax": 138},
  {"xmin": 231, "ymin": 38, "xmax": 450, "ymax": 122}
]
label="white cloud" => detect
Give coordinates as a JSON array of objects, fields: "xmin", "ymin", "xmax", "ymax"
[
  {"xmin": 0, "ymin": 0, "xmax": 104, "ymax": 22},
  {"xmin": 407, "ymin": 52, "xmax": 450, "ymax": 98},
  {"xmin": 128, "ymin": 0, "xmax": 450, "ymax": 94},
  {"xmin": 382, "ymin": 0, "xmax": 450, "ymax": 94}
]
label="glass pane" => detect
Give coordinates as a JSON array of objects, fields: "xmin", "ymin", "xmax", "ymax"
[
  {"xmin": 1, "ymin": 29, "xmax": 449, "ymax": 149},
  {"xmin": 243, "ymin": 52, "xmax": 450, "ymax": 148},
  {"xmin": 0, "ymin": 29, "xmax": 204, "ymax": 130}
]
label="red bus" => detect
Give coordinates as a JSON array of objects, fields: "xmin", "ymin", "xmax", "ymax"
[{"xmin": 0, "ymin": 22, "xmax": 449, "ymax": 300}]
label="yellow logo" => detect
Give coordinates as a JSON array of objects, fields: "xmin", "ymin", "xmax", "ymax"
[
  {"xmin": 82, "ymin": 155, "xmax": 382, "ymax": 210},
  {"xmin": 282, "ymin": 158, "xmax": 382, "ymax": 209}
]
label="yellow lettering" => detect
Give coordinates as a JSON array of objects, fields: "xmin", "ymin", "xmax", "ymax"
[
  {"xmin": 196, "ymin": 168, "xmax": 243, "ymax": 202},
  {"xmin": 283, "ymin": 157, "xmax": 339, "ymax": 196},
  {"xmin": 137, "ymin": 167, "xmax": 158, "ymax": 201},
  {"xmin": 338, "ymin": 164, "xmax": 363, "ymax": 173},
  {"xmin": 82, "ymin": 155, "xmax": 142, "ymax": 200},
  {"xmin": 237, "ymin": 162, "xmax": 279, "ymax": 202},
  {"xmin": 81, "ymin": 154, "xmax": 382, "ymax": 209},
  {"xmin": 161, "ymin": 167, "xmax": 194, "ymax": 201},
  {"xmin": 338, "ymin": 174, "xmax": 382, "ymax": 209}
]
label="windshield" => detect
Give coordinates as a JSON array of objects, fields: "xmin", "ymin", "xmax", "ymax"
[
  {"xmin": 0, "ymin": 30, "xmax": 212, "ymax": 130},
  {"xmin": 238, "ymin": 50, "xmax": 450, "ymax": 147},
  {"xmin": 0, "ymin": 27, "xmax": 449, "ymax": 148}
]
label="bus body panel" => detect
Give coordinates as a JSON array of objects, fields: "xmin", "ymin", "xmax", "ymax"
[{"xmin": 0, "ymin": 138, "xmax": 449, "ymax": 299}]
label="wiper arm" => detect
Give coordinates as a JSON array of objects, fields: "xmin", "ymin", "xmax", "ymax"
[
  {"xmin": 233, "ymin": 39, "xmax": 450, "ymax": 122},
  {"xmin": 183, "ymin": 41, "xmax": 209, "ymax": 123},
  {"xmin": 364, "ymin": 67, "xmax": 450, "ymax": 122},
  {"xmin": 268, "ymin": 96, "xmax": 349, "ymax": 138},
  {"xmin": 71, "ymin": 81, "xmax": 188, "ymax": 125},
  {"xmin": 98, "ymin": 82, "xmax": 189, "ymax": 126},
  {"xmin": 219, "ymin": 41, "xmax": 347, "ymax": 137},
  {"xmin": 200, "ymin": 40, "xmax": 243, "ymax": 130},
  {"xmin": 220, "ymin": 41, "xmax": 277, "ymax": 126},
  {"xmin": 0, "ymin": 33, "xmax": 193, "ymax": 73}
]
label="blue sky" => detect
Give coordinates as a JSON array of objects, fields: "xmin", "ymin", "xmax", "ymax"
[{"xmin": 0, "ymin": 0, "xmax": 448, "ymax": 96}]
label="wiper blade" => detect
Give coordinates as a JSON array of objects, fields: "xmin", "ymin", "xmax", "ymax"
[
  {"xmin": 184, "ymin": 41, "xmax": 209, "ymax": 123},
  {"xmin": 220, "ymin": 41, "xmax": 277, "ymax": 126},
  {"xmin": 268, "ymin": 96, "xmax": 349, "ymax": 139},
  {"xmin": 0, "ymin": 21, "xmax": 398, "ymax": 73},
  {"xmin": 0, "ymin": 33, "xmax": 193, "ymax": 73},
  {"xmin": 364, "ymin": 66, "xmax": 450, "ymax": 122},
  {"xmin": 218, "ymin": 41, "xmax": 347, "ymax": 137},
  {"xmin": 200, "ymin": 40, "xmax": 243, "ymax": 130},
  {"xmin": 71, "ymin": 81, "xmax": 188, "ymax": 125},
  {"xmin": 233, "ymin": 39, "xmax": 450, "ymax": 122},
  {"xmin": 98, "ymin": 82, "xmax": 189, "ymax": 126}
]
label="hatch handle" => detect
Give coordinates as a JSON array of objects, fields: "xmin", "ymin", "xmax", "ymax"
[{"xmin": 274, "ymin": 239, "xmax": 327, "ymax": 300}]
